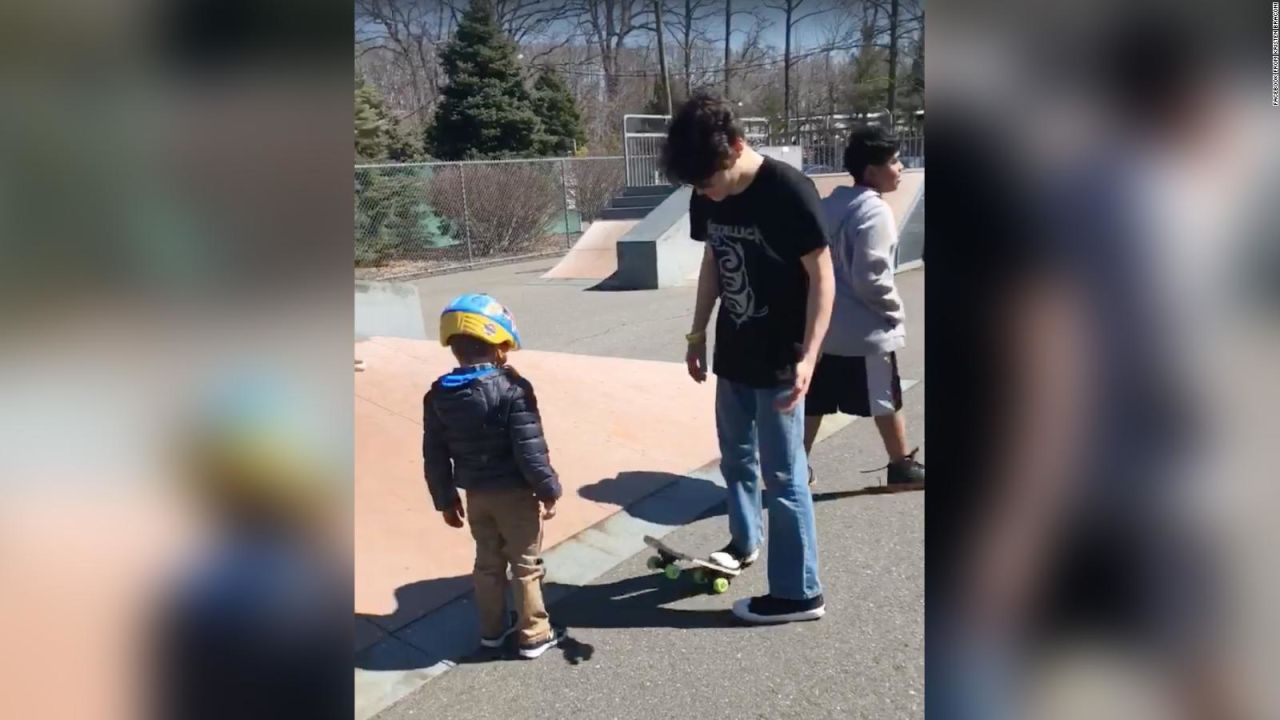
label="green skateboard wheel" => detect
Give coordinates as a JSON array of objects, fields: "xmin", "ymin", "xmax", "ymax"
[
  {"xmin": 691, "ymin": 568, "xmax": 708, "ymax": 584},
  {"xmin": 647, "ymin": 556, "xmax": 664, "ymax": 571},
  {"xmin": 664, "ymin": 564, "xmax": 681, "ymax": 580},
  {"xmin": 711, "ymin": 577, "xmax": 730, "ymax": 594}
]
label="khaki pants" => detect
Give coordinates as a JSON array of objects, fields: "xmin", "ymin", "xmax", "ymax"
[{"xmin": 466, "ymin": 488, "xmax": 550, "ymax": 645}]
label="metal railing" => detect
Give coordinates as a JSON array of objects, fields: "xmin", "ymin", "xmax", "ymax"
[
  {"xmin": 620, "ymin": 112, "xmax": 925, "ymax": 184},
  {"xmin": 355, "ymin": 156, "xmax": 626, "ymax": 280},
  {"xmin": 776, "ymin": 128, "xmax": 926, "ymax": 173},
  {"xmin": 623, "ymin": 114, "xmax": 770, "ymax": 186}
]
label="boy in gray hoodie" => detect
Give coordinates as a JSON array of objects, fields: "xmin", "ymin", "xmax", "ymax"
[{"xmin": 805, "ymin": 127, "xmax": 924, "ymax": 486}]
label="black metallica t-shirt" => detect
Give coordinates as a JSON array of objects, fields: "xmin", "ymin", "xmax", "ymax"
[{"xmin": 690, "ymin": 157, "xmax": 829, "ymax": 389}]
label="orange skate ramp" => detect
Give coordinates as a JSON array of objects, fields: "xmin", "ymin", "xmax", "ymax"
[
  {"xmin": 540, "ymin": 219, "xmax": 640, "ymax": 280},
  {"xmin": 354, "ymin": 337, "xmax": 718, "ymax": 634}
]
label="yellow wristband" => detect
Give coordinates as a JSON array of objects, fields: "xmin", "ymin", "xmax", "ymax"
[{"xmin": 685, "ymin": 331, "xmax": 706, "ymax": 344}]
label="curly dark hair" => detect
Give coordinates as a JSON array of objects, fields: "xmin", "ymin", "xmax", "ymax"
[
  {"xmin": 659, "ymin": 91, "xmax": 744, "ymax": 186},
  {"xmin": 842, "ymin": 126, "xmax": 899, "ymax": 184}
]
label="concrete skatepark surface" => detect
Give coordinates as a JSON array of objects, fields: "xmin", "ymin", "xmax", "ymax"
[
  {"xmin": 355, "ymin": 338, "xmax": 718, "ymax": 631},
  {"xmin": 354, "ymin": 260, "xmax": 926, "ymax": 719}
]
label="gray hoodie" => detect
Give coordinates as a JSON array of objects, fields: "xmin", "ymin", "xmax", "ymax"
[{"xmin": 820, "ymin": 185, "xmax": 906, "ymax": 356}]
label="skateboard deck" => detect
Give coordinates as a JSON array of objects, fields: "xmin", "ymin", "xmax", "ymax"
[{"xmin": 642, "ymin": 535, "xmax": 739, "ymax": 594}]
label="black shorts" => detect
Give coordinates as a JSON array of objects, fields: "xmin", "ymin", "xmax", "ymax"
[{"xmin": 805, "ymin": 352, "xmax": 903, "ymax": 418}]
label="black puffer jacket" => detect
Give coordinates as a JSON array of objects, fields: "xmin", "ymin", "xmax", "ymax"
[{"xmin": 422, "ymin": 366, "xmax": 561, "ymax": 511}]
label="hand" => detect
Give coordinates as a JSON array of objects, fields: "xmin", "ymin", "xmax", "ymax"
[
  {"xmin": 540, "ymin": 498, "xmax": 557, "ymax": 520},
  {"xmin": 776, "ymin": 356, "xmax": 814, "ymax": 412},
  {"xmin": 442, "ymin": 500, "xmax": 465, "ymax": 528},
  {"xmin": 686, "ymin": 337, "xmax": 707, "ymax": 383}
]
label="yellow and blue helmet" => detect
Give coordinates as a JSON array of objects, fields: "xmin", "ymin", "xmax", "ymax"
[{"xmin": 439, "ymin": 293, "xmax": 522, "ymax": 350}]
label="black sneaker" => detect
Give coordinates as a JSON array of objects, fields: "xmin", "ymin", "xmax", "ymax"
[
  {"xmin": 517, "ymin": 625, "xmax": 567, "ymax": 660},
  {"xmin": 479, "ymin": 611, "xmax": 518, "ymax": 649},
  {"xmin": 887, "ymin": 449, "xmax": 925, "ymax": 486},
  {"xmin": 707, "ymin": 543, "xmax": 760, "ymax": 571},
  {"xmin": 731, "ymin": 594, "xmax": 825, "ymax": 624}
]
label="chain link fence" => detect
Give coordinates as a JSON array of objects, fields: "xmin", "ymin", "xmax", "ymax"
[
  {"xmin": 355, "ymin": 156, "xmax": 626, "ymax": 280},
  {"xmin": 354, "ymin": 131, "xmax": 924, "ymax": 279}
]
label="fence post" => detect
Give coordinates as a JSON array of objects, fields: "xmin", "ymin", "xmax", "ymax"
[
  {"xmin": 826, "ymin": 115, "xmax": 832, "ymax": 168},
  {"xmin": 622, "ymin": 116, "xmax": 630, "ymax": 187},
  {"xmin": 560, "ymin": 158, "xmax": 572, "ymax": 250},
  {"xmin": 460, "ymin": 163, "xmax": 474, "ymax": 269}
]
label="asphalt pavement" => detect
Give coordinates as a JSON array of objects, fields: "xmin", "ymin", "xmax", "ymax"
[{"xmin": 375, "ymin": 265, "xmax": 925, "ymax": 720}]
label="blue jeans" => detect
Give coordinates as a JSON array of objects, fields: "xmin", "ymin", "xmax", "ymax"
[{"xmin": 716, "ymin": 378, "xmax": 822, "ymax": 600}]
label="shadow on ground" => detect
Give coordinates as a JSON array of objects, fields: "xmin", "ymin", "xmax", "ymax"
[
  {"xmin": 355, "ymin": 568, "xmax": 739, "ymax": 672},
  {"xmin": 578, "ymin": 470, "xmax": 919, "ymax": 527},
  {"xmin": 354, "ymin": 471, "xmax": 921, "ymax": 673}
]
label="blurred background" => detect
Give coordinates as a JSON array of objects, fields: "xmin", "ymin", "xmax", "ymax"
[
  {"xmin": 926, "ymin": 0, "xmax": 1277, "ymax": 718},
  {"xmin": 0, "ymin": 0, "xmax": 353, "ymax": 718}
]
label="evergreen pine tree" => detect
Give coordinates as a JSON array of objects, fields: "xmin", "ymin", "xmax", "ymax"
[
  {"xmin": 530, "ymin": 68, "xmax": 586, "ymax": 156},
  {"xmin": 355, "ymin": 73, "xmax": 420, "ymax": 162},
  {"xmin": 355, "ymin": 73, "xmax": 433, "ymax": 266},
  {"xmin": 355, "ymin": 75, "xmax": 385, "ymax": 162},
  {"xmin": 427, "ymin": 0, "xmax": 542, "ymax": 160}
]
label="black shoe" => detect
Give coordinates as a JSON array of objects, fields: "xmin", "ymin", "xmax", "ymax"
[
  {"xmin": 708, "ymin": 543, "xmax": 760, "ymax": 571},
  {"xmin": 731, "ymin": 594, "xmax": 825, "ymax": 624},
  {"xmin": 887, "ymin": 449, "xmax": 925, "ymax": 486},
  {"xmin": 517, "ymin": 625, "xmax": 567, "ymax": 659}
]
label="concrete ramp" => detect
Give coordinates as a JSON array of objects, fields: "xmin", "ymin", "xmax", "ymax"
[
  {"xmin": 595, "ymin": 186, "xmax": 700, "ymax": 291},
  {"xmin": 540, "ymin": 219, "xmax": 639, "ymax": 280}
]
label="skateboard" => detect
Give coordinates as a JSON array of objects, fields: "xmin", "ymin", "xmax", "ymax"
[{"xmin": 642, "ymin": 535, "xmax": 740, "ymax": 594}]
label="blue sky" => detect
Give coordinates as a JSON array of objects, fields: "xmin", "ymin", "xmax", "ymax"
[{"xmin": 356, "ymin": 2, "xmax": 923, "ymax": 56}]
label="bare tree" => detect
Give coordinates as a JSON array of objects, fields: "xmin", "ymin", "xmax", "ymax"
[
  {"xmin": 493, "ymin": 0, "xmax": 577, "ymax": 45},
  {"xmin": 723, "ymin": 0, "xmax": 731, "ymax": 98},
  {"xmin": 356, "ymin": 0, "xmax": 456, "ymax": 125},
  {"xmin": 732, "ymin": 12, "xmax": 778, "ymax": 111},
  {"xmin": 659, "ymin": 0, "xmax": 719, "ymax": 96},
  {"xmin": 862, "ymin": 0, "xmax": 924, "ymax": 122},
  {"xmin": 760, "ymin": 0, "xmax": 834, "ymax": 132},
  {"xmin": 715, "ymin": 5, "xmax": 774, "ymax": 107},
  {"xmin": 900, "ymin": 17, "xmax": 924, "ymax": 116},
  {"xmin": 886, "ymin": 0, "xmax": 898, "ymax": 119},
  {"xmin": 718, "ymin": 2, "xmax": 775, "ymax": 102},
  {"xmin": 654, "ymin": 1, "xmax": 673, "ymax": 114},
  {"xmin": 435, "ymin": 0, "xmax": 583, "ymax": 63},
  {"xmin": 573, "ymin": 0, "xmax": 656, "ymax": 102},
  {"xmin": 818, "ymin": 4, "xmax": 858, "ymax": 117}
]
